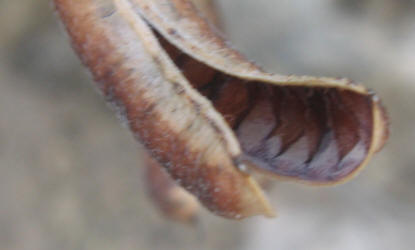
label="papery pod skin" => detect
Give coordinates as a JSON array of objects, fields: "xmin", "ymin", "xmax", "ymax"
[
  {"xmin": 54, "ymin": 0, "xmax": 388, "ymax": 219},
  {"xmin": 142, "ymin": 0, "xmax": 226, "ymax": 223},
  {"xmin": 54, "ymin": 0, "xmax": 274, "ymax": 219},
  {"xmin": 131, "ymin": 0, "xmax": 388, "ymax": 184}
]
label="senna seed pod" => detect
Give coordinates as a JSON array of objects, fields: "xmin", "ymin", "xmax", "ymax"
[
  {"xmin": 142, "ymin": 0, "xmax": 225, "ymax": 223},
  {"xmin": 54, "ymin": 0, "xmax": 388, "ymax": 219},
  {"xmin": 128, "ymin": 0, "xmax": 388, "ymax": 183},
  {"xmin": 54, "ymin": 0, "xmax": 274, "ymax": 219}
]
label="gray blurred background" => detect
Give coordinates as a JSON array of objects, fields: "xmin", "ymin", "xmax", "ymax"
[{"xmin": 0, "ymin": 0, "xmax": 414, "ymax": 249}]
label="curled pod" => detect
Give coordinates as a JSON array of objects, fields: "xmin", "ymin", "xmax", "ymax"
[
  {"xmin": 54, "ymin": 0, "xmax": 274, "ymax": 219},
  {"xmin": 54, "ymin": 0, "xmax": 388, "ymax": 219},
  {"xmin": 142, "ymin": 0, "xmax": 219, "ymax": 223}
]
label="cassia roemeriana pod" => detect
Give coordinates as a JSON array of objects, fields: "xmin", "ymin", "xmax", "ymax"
[{"xmin": 54, "ymin": 0, "xmax": 389, "ymax": 220}]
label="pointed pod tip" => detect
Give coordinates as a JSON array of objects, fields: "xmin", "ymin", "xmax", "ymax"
[{"xmin": 242, "ymin": 176, "xmax": 276, "ymax": 219}]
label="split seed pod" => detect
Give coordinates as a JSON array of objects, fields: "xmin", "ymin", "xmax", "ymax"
[
  {"xmin": 54, "ymin": 0, "xmax": 388, "ymax": 219},
  {"xmin": 142, "ymin": 0, "xmax": 221, "ymax": 223}
]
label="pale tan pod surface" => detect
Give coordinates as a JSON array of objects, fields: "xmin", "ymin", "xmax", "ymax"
[
  {"xmin": 55, "ymin": 0, "xmax": 388, "ymax": 219},
  {"xmin": 129, "ymin": 0, "xmax": 389, "ymax": 185},
  {"xmin": 142, "ymin": 0, "xmax": 222, "ymax": 223},
  {"xmin": 54, "ymin": 0, "xmax": 274, "ymax": 219},
  {"xmin": 129, "ymin": 0, "xmax": 367, "ymax": 91}
]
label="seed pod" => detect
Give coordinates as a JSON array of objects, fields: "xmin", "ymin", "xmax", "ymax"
[
  {"xmin": 142, "ymin": 0, "xmax": 228, "ymax": 223},
  {"xmin": 54, "ymin": 0, "xmax": 274, "ymax": 219},
  {"xmin": 54, "ymin": 0, "xmax": 388, "ymax": 219}
]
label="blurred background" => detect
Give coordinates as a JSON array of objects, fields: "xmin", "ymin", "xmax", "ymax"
[{"xmin": 0, "ymin": 0, "xmax": 414, "ymax": 249}]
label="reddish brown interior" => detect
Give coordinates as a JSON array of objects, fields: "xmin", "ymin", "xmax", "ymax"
[{"xmin": 155, "ymin": 31, "xmax": 374, "ymax": 183}]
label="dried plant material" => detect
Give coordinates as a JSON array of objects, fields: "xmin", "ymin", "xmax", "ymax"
[
  {"xmin": 54, "ymin": 0, "xmax": 274, "ymax": 219},
  {"xmin": 54, "ymin": 0, "xmax": 388, "ymax": 219},
  {"xmin": 129, "ymin": 0, "xmax": 388, "ymax": 182},
  {"xmin": 141, "ymin": 0, "xmax": 217, "ymax": 223},
  {"xmin": 144, "ymin": 153, "xmax": 199, "ymax": 224}
]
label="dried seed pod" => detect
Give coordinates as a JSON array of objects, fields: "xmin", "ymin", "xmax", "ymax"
[
  {"xmin": 129, "ymin": 0, "xmax": 388, "ymax": 183},
  {"xmin": 54, "ymin": 0, "xmax": 274, "ymax": 219},
  {"xmin": 144, "ymin": 153, "xmax": 199, "ymax": 224},
  {"xmin": 143, "ymin": 0, "xmax": 226, "ymax": 223},
  {"xmin": 54, "ymin": 0, "xmax": 388, "ymax": 219}
]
